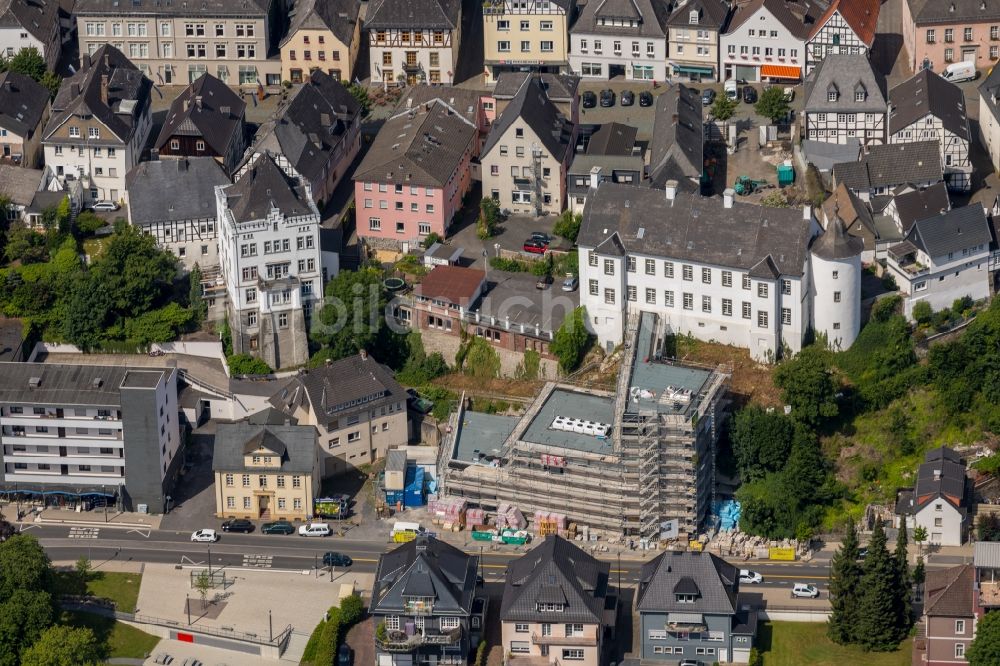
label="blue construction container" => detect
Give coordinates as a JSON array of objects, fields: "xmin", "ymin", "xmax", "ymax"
[
  {"xmin": 404, "ymin": 466, "xmax": 426, "ymax": 507},
  {"xmin": 385, "ymin": 490, "xmax": 405, "ymax": 506}
]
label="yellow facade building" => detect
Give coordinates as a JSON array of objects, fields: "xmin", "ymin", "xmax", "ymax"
[
  {"xmin": 279, "ymin": 0, "xmax": 361, "ymax": 84},
  {"xmin": 483, "ymin": 0, "xmax": 577, "ymax": 83}
]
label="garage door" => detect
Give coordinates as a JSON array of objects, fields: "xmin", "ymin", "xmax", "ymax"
[{"xmin": 733, "ymin": 648, "xmax": 751, "ymax": 663}]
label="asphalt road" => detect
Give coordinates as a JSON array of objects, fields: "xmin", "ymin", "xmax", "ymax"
[{"xmin": 26, "ymin": 522, "xmax": 832, "ymax": 590}]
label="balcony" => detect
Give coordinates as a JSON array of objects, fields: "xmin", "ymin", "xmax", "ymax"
[
  {"xmin": 403, "ymin": 600, "xmax": 435, "ymax": 615},
  {"xmin": 980, "ymin": 581, "xmax": 1000, "ymax": 607},
  {"xmin": 375, "ymin": 626, "xmax": 462, "ymax": 652},
  {"xmin": 531, "ymin": 633, "xmax": 597, "ymax": 646}
]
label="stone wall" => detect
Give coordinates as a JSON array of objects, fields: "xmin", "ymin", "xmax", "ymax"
[{"xmin": 420, "ymin": 328, "xmax": 558, "ymax": 379}]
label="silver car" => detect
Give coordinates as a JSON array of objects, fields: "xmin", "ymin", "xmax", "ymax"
[{"xmin": 561, "ymin": 277, "xmax": 579, "ymax": 292}]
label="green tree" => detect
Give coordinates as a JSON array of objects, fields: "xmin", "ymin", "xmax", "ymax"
[
  {"xmin": 458, "ymin": 336, "xmax": 501, "ymax": 379},
  {"xmin": 781, "ymin": 425, "xmax": 828, "ymax": 506},
  {"xmin": 855, "ymin": 520, "xmax": 901, "ymax": 651},
  {"xmin": 893, "ymin": 525, "xmax": 912, "ymax": 639},
  {"xmin": 188, "ymin": 264, "xmax": 206, "ymax": 324},
  {"xmin": 73, "ymin": 212, "xmax": 106, "ymax": 235},
  {"xmin": 396, "ymin": 331, "xmax": 448, "ymax": 385},
  {"xmin": 3, "ymin": 48, "xmax": 45, "ymax": 81},
  {"xmin": 553, "ymin": 210, "xmax": 582, "ymax": 242},
  {"xmin": 74, "ymin": 556, "xmax": 92, "ymax": 594},
  {"xmin": 913, "ymin": 525, "xmax": 927, "ymax": 555},
  {"xmin": 977, "ymin": 513, "xmax": 1000, "ymax": 541},
  {"xmin": 227, "ymin": 353, "xmax": 272, "ymax": 375},
  {"xmin": 729, "ymin": 406, "xmax": 794, "ymax": 483},
  {"xmin": 828, "ymin": 517, "xmax": 862, "ymax": 644},
  {"xmin": 92, "ymin": 222, "xmax": 177, "ymax": 318},
  {"xmin": 4, "ymin": 226, "xmax": 48, "ymax": 264},
  {"xmin": 773, "ymin": 345, "xmax": 839, "ymax": 426},
  {"xmin": 477, "ymin": 198, "xmax": 501, "ymax": 240},
  {"xmin": 339, "ymin": 594, "xmax": 364, "ymax": 626},
  {"xmin": 966, "ymin": 609, "xmax": 1000, "ymax": 665},
  {"xmin": 754, "ymin": 86, "xmax": 791, "ymax": 123},
  {"xmin": 912, "ymin": 556, "xmax": 925, "ymax": 586},
  {"xmin": 734, "ymin": 474, "xmax": 797, "ymax": 539},
  {"xmin": 312, "ymin": 266, "xmax": 387, "ymax": 362},
  {"xmin": 711, "ymin": 95, "xmax": 737, "ymax": 121},
  {"xmin": 912, "ymin": 300, "xmax": 932, "ymax": 324},
  {"xmin": 61, "ymin": 272, "xmax": 112, "ymax": 351},
  {"xmin": 0, "ymin": 534, "xmax": 54, "ymax": 599},
  {"xmin": 347, "ymin": 83, "xmax": 370, "ymax": 115},
  {"xmin": 420, "ymin": 232, "xmax": 442, "ymax": 249},
  {"xmin": 193, "ymin": 570, "xmax": 212, "ymax": 609},
  {"xmin": 0, "ymin": 589, "xmax": 56, "ymax": 666},
  {"xmin": 20, "ymin": 625, "xmax": 100, "ymax": 666},
  {"xmin": 124, "ymin": 303, "xmax": 195, "ymax": 345},
  {"xmin": 550, "ymin": 306, "xmax": 592, "ymax": 373}
]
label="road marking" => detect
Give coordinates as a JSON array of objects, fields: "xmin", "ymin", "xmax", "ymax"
[
  {"xmin": 242, "ymin": 554, "xmax": 273, "ymax": 568},
  {"xmin": 68, "ymin": 527, "xmax": 99, "ymax": 539},
  {"xmin": 126, "ymin": 528, "xmax": 151, "ymax": 538}
]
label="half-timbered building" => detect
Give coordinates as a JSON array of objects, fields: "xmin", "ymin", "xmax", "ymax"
[
  {"xmin": 805, "ymin": 0, "xmax": 880, "ymax": 73},
  {"xmin": 483, "ymin": 0, "xmax": 577, "ymax": 84},
  {"xmin": 366, "ymin": 0, "xmax": 462, "ymax": 86},
  {"xmin": 803, "ymin": 53, "xmax": 886, "ymax": 147}
]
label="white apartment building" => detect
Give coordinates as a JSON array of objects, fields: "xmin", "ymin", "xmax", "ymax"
[
  {"xmin": 804, "ymin": 0, "xmax": 879, "ymax": 73},
  {"xmin": 803, "ymin": 54, "xmax": 886, "ymax": 147},
  {"xmin": 366, "ymin": 0, "xmax": 462, "ymax": 86},
  {"xmin": 578, "ymin": 181, "xmax": 862, "ymax": 361},
  {"xmin": 889, "ymin": 69, "xmax": 972, "ymax": 192},
  {"xmin": 568, "ymin": 0, "xmax": 669, "ymax": 81},
  {"xmin": 74, "ymin": 0, "xmax": 282, "ymax": 87},
  {"xmin": 42, "ymin": 46, "xmax": 153, "ymax": 206},
  {"xmin": 216, "ymin": 152, "xmax": 325, "ymax": 370},
  {"xmin": 0, "ymin": 0, "xmax": 62, "ymax": 69},
  {"xmin": 0, "ymin": 362, "xmax": 181, "ymax": 513},
  {"xmin": 721, "ymin": 0, "xmax": 819, "ymax": 83}
]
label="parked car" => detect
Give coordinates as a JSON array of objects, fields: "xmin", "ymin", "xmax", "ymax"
[
  {"xmin": 792, "ymin": 583, "xmax": 820, "ymax": 598},
  {"xmin": 561, "ymin": 276, "xmax": 579, "ymax": 292},
  {"xmin": 221, "ymin": 519, "xmax": 254, "ymax": 533},
  {"xmin": 739, "ymin": 569, "xmax": 763, "ymax": 584},
  {"xmin": 88, "ymin": 200, "xmax": 120, "ymax": 212},
  {"xmin": 679, "ymin": 661, "xmax": 703, "ymax": 666},
  {"xmin": 298, "ymin": 523, "xmax": 331, "ymax": 537},
  {"xmin": 581, "ymin": 91, "xmax": 597, "ymax": 108},
  {"xmin": 535, "ymin": 274, "xmax": 553, "ymax": 290},
  {"xmin": 639, "ymin": 91, "xmax": 654, "ymax": 107},
  {"xmin": 742, "ymin": 86, "xmax": 758, "ymax": 104},
  {"xmin": 530, "ymin": 231, "xmax": 553, "ymax": 243},
  {"xmin": 599, "ymin": 89, "xmax": 615, "ymax": 107},
  {"xmin": 337, "ymin": 644, "xmax": 352, "ymax": 666},
  {"xmin": 942, "ymin": 61, "xmax": 978, "ymax": 83},
  {"xmin": 701, "ymin": 88, "xmax": 716, "ymax": 106},
  {"xmin": 523, "ymin": 239, "xmax": 547, "ymax": 255},
  {"xmin": 323, "ymin": 552, "xmax": 354, "ymax": 567},
  {"xmin": 621, "ymin": 89, "xmax": 635, "ymax": 106},
  {"xmin": 190, "ymin": 529, "xmax": 218, "ymax": 543},
  {"xmin": 261, "ymin": 521, "xmax": 295, "ymax": 535}
]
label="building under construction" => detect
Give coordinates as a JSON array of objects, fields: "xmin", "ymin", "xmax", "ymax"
[{"xmin": 439, "ymin": 310, "xmax": 730, "ymax": 542}]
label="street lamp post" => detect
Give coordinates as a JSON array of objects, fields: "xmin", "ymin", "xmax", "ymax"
[
  {"xmin": 186, "ymin": 594, "xmax": 191, "ymax": 625},
  {"xmin": 269, "ymin": 609, "xmax": 273, "ymax": 642}
]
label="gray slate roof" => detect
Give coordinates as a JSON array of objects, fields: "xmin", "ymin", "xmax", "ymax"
[
  {"xmin": 636, "ymin": 550, "xmax": 739, "ymax": 615},
  {"xmin": 586, "ymin": 122, "xmax": 638, "ymax": 156},
  {"xmin": 396, "ymin": 85, "xmax": 484, "ymax": 125},
  {"xmin": 833, "ymin": 140, "xmax": 942, "ymax": 190},
  {"xmin": 126, "ymin": 157, "xmax": 230, "ymax": 226},
  {"xmin": 0, "ymin": 164, "xmax": 44, "ymax": 207},
  {"xmin": 648, "ymin": 84, "xmax": 703, "ymax": 189},
  {"xmin": 482, "ymin": 76, "xmax": 573, "ymax": 163},
  {"xmin": 282, "ymin": 0, "xmax": 359, "ymax": 47},
  {"xmin": 44, "ymin": 45, "xmax": 151, "ymax": 146},
  {"xmin": 500, "ymin": 536, "xmax": 610, "ymax": 624},
  {"xmin": 371, "ymin": 536, "xmax": 478, "ymax": 615},
  {"xmin": 493, "ymin": 72, "xmax": 580, "ymax": 102},
  {"xmin": 0, "ymin": 362, "xmax": 169, "ymax": 406},
  {"xmin": 571, "ymin": 0, "xmax": 671, "ymax": 38},
  {"xmin": 269, "ymin": 353, "xmax": 406, "ymax": 430},
  {"xmin": 580, "ymin": 183, "xmax": 813, "ymax": 277},
  {"xmin": 810, "ymin": 214, "xmax": 863, "ymax": 260},
  {"xmin": 891, "ymin": 182, "xmax": 950, "ymax": 233},
  {"xmin": 212, "ymin": 423, "xmax": 317, "ymax": 474},
  {"xmin": 354, "ymin": 99, "xmax": 477, "ymax": 188},
  {"xmin": 247, "ymin": 70, "xmax": 360, "ymax": 186},
  {"xmin": 365, "ymin": 0, "xmax": 460, "ymax": 30},
  {"xmin": 726, "ymin": 0, "xmax": 828, "ymax": 39},
  {"xmin": 0, "ymin": 0, "xmax": 59, "ymax": 44},
  {"xmin": 76, "ymin": 0, "xmax": 272, "ymax": 16},
  {"xmin": 0, "ymin": 72, "xmax": 49, "ymax": 138},
  {"xmin": 225, "ymin": 153, "xmax": 314, "ymax": 224},
  {"xmin": 666, "ymin": 0, "xmax": 730, "ymax": 29},
  {"xmin": 908, "ymin": 0, "xmax": 1000, "ymax": 24},
  {"xmin": 803, "ymin": 54, "xmax": 886, "ymax": 113},
  {"xmin": 889, "ymin": 69, "xmax": 969, "ymax": 139},
  {"xmin": 154, "ymin": 74, "xmax": 245, "ymax": 157},
  {"xmin": 906, "ymin": 205, "xmax": 991, "ymax": 260}
]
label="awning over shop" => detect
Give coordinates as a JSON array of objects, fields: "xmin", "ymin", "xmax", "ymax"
[{"xmin": 760, "ymin": 64, "xmax": 801, "ymax": 79}]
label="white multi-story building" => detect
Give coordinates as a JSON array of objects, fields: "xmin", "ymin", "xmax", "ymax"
[
  {"xmin": 804, "ymin": 0, "xmax": 880, "ymax": 73},
  {"xmin": 0, "ymin": 0, "xmax": 61, "ymax": 69},
  {"xmin": 721, "ymin": 0, "xmax": 820, "ymax": 83},
  {"xmin": 216, "ymin": 152, "xmax": 326, "ymax": 370},
  {"xmin": 42, "ymin": 46, "xmax": 153, "ymax": 206},
  {"xmin": 803, "ymin": 53, "xmax": 886, "ymax": 147},
  {"xmin": 578, "ymin": 181, "xmax": 862, "ymax": 361},
  {"xmin": 568, "ymin": 0, "xmax": 670, "ymax": 81},
  {"xmin": 889, "ymin": 69, "xmax": 972, "ymax": 192},
  {"xmin": 0, "ymin": 362, "xmax": 181, "ymax": 513},
  {"xmin": 366, "ymin": 0, "xmax": 462, "ymax": 86}
]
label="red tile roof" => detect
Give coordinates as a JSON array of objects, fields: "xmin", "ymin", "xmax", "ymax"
[
  {"xmin": 414, "ymin": 265, "xmax": 486, "ymax": 308},
  {"xmin": 810, "ymin": 0, "xmax": 880, "ymax": 47}
]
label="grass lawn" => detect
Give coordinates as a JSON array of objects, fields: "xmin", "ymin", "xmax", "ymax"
[
  {"xmin": 82, "ymin": 236, "xmax": 108, "ymax": 259},
  {"xmin": 759, "ymin": 621, "xmax": 911, "ymax": 666},
  {"xmin": 54, "ymin": 570, "xmax": 143, "ymax": 613},
  {"xmin": 63, "ymin": 611, "xmax": 160, "ymax": 659}
]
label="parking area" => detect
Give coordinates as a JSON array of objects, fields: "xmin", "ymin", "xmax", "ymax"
[{"xmin": 448, "ymin": 207, "xmax": 570, "ymax": 269}]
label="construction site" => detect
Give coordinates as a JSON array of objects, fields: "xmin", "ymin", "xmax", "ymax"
[{"xmin": 438, "ymin": 310, "xmax": 731, "ymax": 544}]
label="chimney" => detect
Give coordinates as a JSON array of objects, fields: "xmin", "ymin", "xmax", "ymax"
[
  {"xmin": 104, "ymin": 52, "xmax": 110, "ymax": 69},
  {"xmin": 70, "ymin": 82, "xmax": 80, "ymax": 98},
  {"xmin": 723, "ymin": 187, "xmax": 735, "ymax": 208},
  {"xmin": 360, "ymin": 349, "xmax": 368, "ymax": 361},
  {"xmin": 665, "ymin": 179, "xmax": 678, "ymax": 201},
  {"xmin": 195, "ymin": 95, "xmax": 203, "ymax": 110},
  {"xmin": 150, "ymin": 148, "xmax": 159, "ymax": 160},
  {"xmin": 100, "ymin": 74, "xmax": 109, "ymax": 107},
  {"xmin": 802, "ymin": 204, "xmax": 812, "ymax": 221},
  {"xmin": 589, "ymin": 165, "xmax": 602, "ymax": 190},
  {"xmin": 81, "ymin": 53, "xmax": 92, "ymax": 70}
]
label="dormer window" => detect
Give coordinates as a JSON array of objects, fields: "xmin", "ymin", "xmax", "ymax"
[
  {"xmin": 537, "ymin": 603, "xmax": 564, "ymax": 612},
  {"xmin": 689, "ymin": 9, "xmax": 698, "ymax": 24},
  {"xmin": 676, "ymin": 594, "xmax": 697, "ymax": 603},
  {"xmin": 854, "ymin": 83, "xmax": 867, "ymax": 102},
  {"xmin": 827, "ymin": 88, "xmax": 838, "ymax": 102}
]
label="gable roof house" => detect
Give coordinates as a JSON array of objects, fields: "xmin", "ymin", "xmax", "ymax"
[
  {"xmin": 802, "ymin": 53, "xmax": 886, "ymax": 148},
  {"xmin": 371, "ymin": 535, "xmax": 486, "ymax": 664},
  {"xmin": 720, "ymin": 0, "xmax": 828, "ymax": 83},
  {"xmin": 481, "ymin": 76, "xmax": 575, "ymax": 217},
  {"xmin": 821, "ymin": 182, "xmax": 879, "ymax": 261},
  {"xmin": 366, "ymin": 0, "xmax": 462, "ymax": 86},
  {"xmin": 636, "ymin": 550, "xmax": 757, "ymax": 663},
  {"xmin": 567, "ymin": 121, "xmax": 645, "ymax": 214},
  {"xmin": 912, "ymin": 564, "xmax": 977, "ymax": 666},
  {"xmin": 500, "ymin": 536, "xmax": 617, "ymax": 666},
  {"xmin": 490, "ymin": 72, "xmax": 581, "ymax": 125},
  {"xmin": 0, "ymin": 71, "xmax": 51, "ymax": 168},
  {"xmin": 895, "ymin": 446, "xmax": 971, "ymax": 546},
  {"xmin": 0, "ymin": 0, "xmax": 62, "ymax": 69},
  {"xmin": 279, "ymin": 0, "xmax": 361, "ymax": 84},
  {"xmin": 568, "ymin": 0, "xmax": 673, "ymax": 83},
  {"xmin": 665, "ymin": 0, "xmax": 731, "ymax": 82},
  {"xmin": 832, "ymin": 139, "xmax": 942, "ymax": 202},
  {"xmin": 237, "ymin": 70, "xmax": 361, "ymax": 208},
  {"xmin": 889, "ymin": 69, "xmax": 972, "ymax": 192},
  {"xmin": 42, "ymin": 45, "xmax": 153, "ymax": 206},
  {"xmin": 154, "ymin": 74, "xmax": 246, "ymax": 175},
  {"xmin": 805, "ymin": 0, "xmax": 880, "ymax": 72},
  {"xmin": 647, "ymin": 83, "xmax": 704, "ymax": 191}
]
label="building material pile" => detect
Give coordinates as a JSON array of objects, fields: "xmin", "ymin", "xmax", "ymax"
[{"xmin": 496, "ymin": 502, "xmax": 526, "ymax": 529}]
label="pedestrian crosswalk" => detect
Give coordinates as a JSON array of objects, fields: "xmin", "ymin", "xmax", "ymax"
[{"xmin": 68, "ymin": 527, "xmax": 100, "ymax": 539}]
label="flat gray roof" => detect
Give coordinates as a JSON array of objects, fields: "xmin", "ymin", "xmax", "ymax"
[
  {"xmin": 520, "ymin": 388, "xmax": 615, "ymax": 454},
  {"xmin": 120, "ymin": 370, "xmax": 165, "ymax": 389},
  {"xmin": 627, "ymin": 312, "xmax": 712, "ymax": 415},
  {"xmin": 452, "ymin": 411, "xmax": 518, "ymax": 464}
]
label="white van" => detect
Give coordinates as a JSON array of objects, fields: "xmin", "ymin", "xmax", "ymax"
[
  {"xmin": 391, "ymin": 521, "xmax": 423, "ymax": 542},
  {"xmin": 942, "ymin": 61, "xmax": 978, "ymax": 83},
  {"xmin": 298, "ymin": 522, "xmax": 331, "ymax": 537},
  {"xmin": 724, "ymin": 79, "xmax": 739, "ymax": 100}
]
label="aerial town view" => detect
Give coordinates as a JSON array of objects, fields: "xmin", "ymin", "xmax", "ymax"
[{"xmin": 5, "ymin": 0, "xmax": 1000, "ymax": 663}]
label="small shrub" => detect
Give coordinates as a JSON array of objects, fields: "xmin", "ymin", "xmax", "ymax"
[
  {"xmin": 748, "ymin": 647, "xmax": 763, "ymax": 666},
  {"xmin": 912, "ymin": 300, "xmax": 932, "ymax": 325},
  {"xmin": 474, "ymin": 639, "xmax": 488, "ymax": 666},
  {"xmin": 489, "ymin": 256, "xmax": 529, "ymax": 272},
  {"xmin": 339, "ymin": 594, "xmax": 364, "ymax": 626},
  {"xmin": 421, "ymin": 232, "xmax": 442, "ymax": 249},
  {"xmin": 227, "ymin": 353, "xmax": 272, "ymax": 375}
]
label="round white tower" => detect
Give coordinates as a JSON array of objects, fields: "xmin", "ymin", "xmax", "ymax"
[{"xmin": 810, "ymin": 212, "xmax": 862, "ymax": 351}]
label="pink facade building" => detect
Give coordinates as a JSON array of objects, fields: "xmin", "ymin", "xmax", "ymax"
[
  {"xmin": 354, "ymin": 98, "xmax": 478, "ymax": 248},
  {"xmin": 903, "ymin": 0, "xmax": 1000, "ymax": 73}
]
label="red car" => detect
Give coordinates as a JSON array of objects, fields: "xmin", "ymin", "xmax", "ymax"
[{"xmin": 523, "ymin": 239, "xmax": 547, "ymax": 254}]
